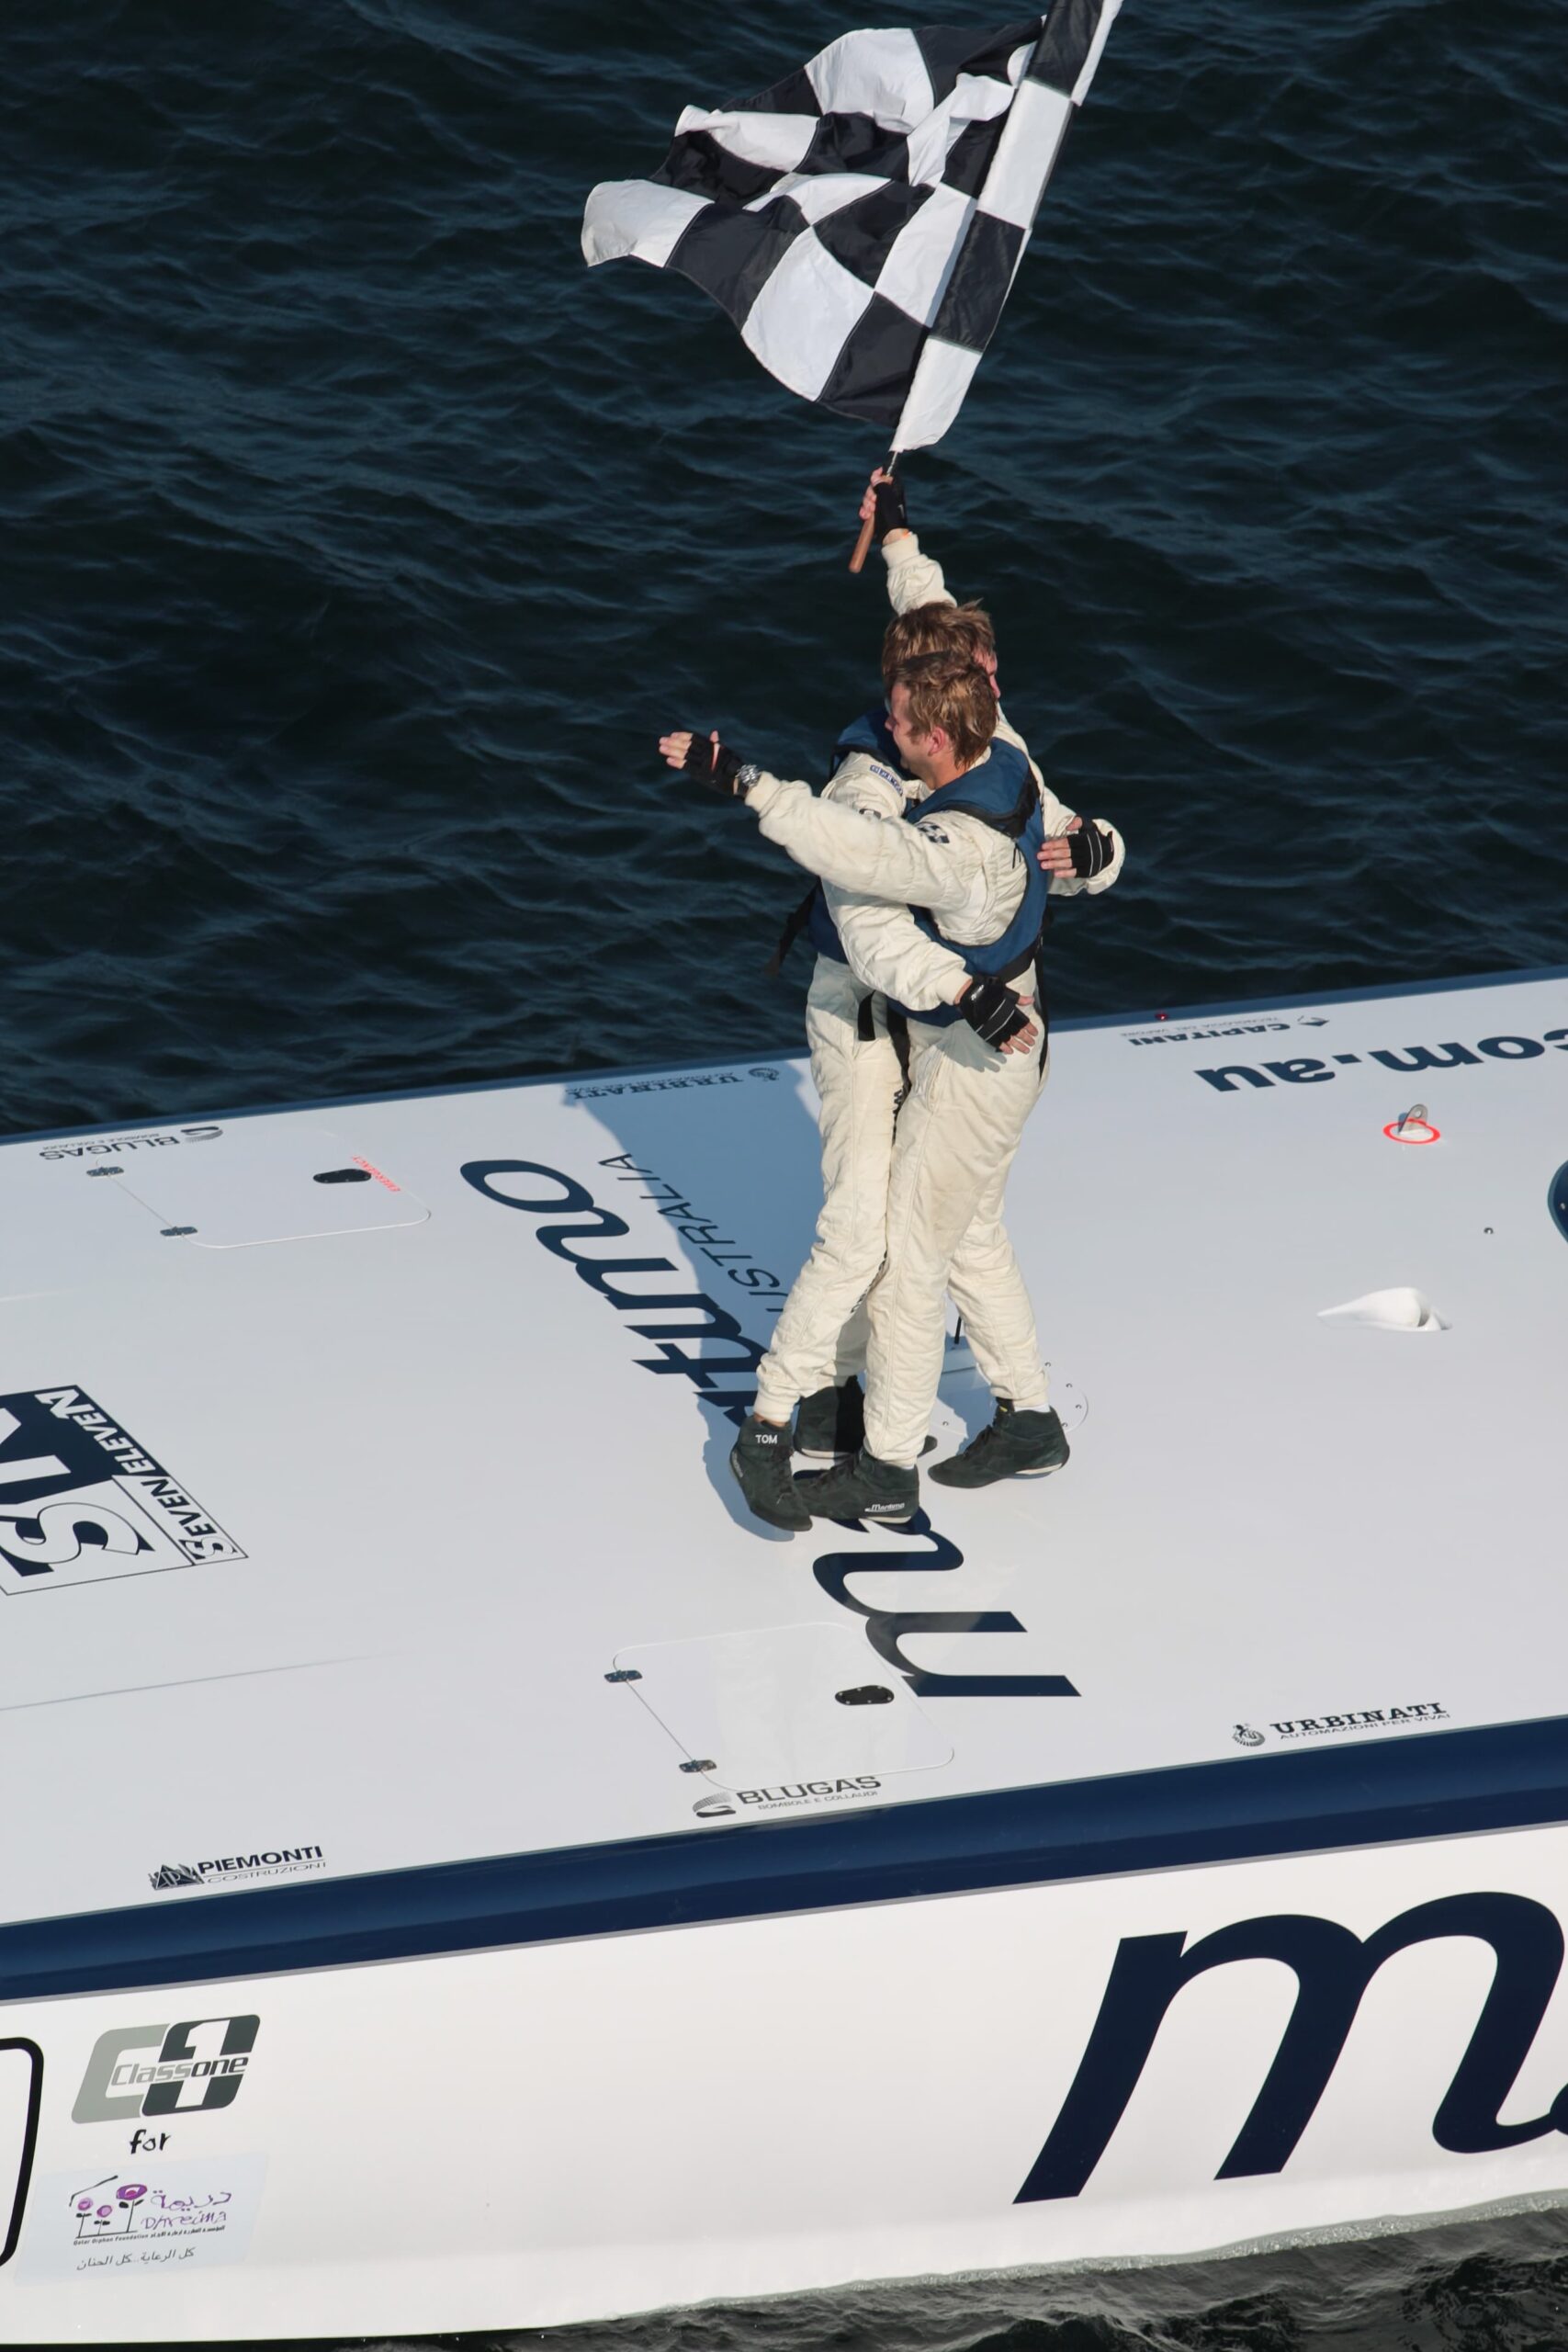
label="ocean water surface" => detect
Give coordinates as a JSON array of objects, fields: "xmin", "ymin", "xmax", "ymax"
[
  {"xmin": 4, "ymin": 0, "xmax": 1566, "ymax": 2344},
  {"xmin": 4, "ymin": 0, "xmax": 1562, "ymax": 1140}
]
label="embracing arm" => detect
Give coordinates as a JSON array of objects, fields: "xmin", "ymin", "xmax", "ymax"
[
  {"xmin": 819, "ymin": 743, "xmax": 979, "ymax": 1007},
  {"xmin": 746, "ymin": 771, "xmax": 982, "ymax": 916},
  {"xmin": 990, "ymin": 711, "xmax": 1126, "ymax": 898},
  {"xmin": 827, "ymin": 885, "xmax": 968, "ymax": 1009},
  {"xmin": 756, "ymin": 777, "xmax": 1034, "ymax": 1019},
  {"xmin": 656, "ymin": 731, "xmax": 1035, "ymax": 1046},
  {"xmin": 1041, "ymin": 795, "xmax": 1127, "ymax": 897}
]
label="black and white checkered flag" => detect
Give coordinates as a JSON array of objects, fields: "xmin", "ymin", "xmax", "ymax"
[{"xmin": 583, "ymin": 1, "xmax": 1121, "ymax": 451}]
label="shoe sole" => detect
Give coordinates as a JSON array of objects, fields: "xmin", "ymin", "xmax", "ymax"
[
  {"xmin": 729, "ymin": 1449, "xmax": 809, "ymax": 1532},
  {"xmin": 807, "ymin": 1511, "xmax": 917, "ymax": 1527},
  {"xmin": 929, "ymin": 1455, "xmax": 1069, "ymax": 1489}
]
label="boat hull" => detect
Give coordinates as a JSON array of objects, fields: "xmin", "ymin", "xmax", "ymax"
[{"xmin": 7, "ymin": 1816, "xmax": 1568, "ymax": 2341}]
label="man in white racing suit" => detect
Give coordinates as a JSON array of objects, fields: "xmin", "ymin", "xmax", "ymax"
[
  {"xmin": 750, "ymin": 474, "xmax": 1122, "ymax": 1465},
  {"xmin": 660, "ymin": 640, "xmax": 1124, "ymax": 1529},
  {"xmin": 711, "ymin": 474, "xmax": 1122, "ymax": 1531}
]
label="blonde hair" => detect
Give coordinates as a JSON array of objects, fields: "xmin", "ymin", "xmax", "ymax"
[
  {"xmin": 882, "ymin": 598, "xmax": 996, "ymax": 688},
  {"xmin": 888, "ymin": 651, "xmax": 998, "ymax": 767}
]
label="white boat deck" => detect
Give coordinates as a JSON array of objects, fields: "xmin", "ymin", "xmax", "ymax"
[{"xmin": 3, "ymin": 968, "xmax": 1566, "ymax": 1939}]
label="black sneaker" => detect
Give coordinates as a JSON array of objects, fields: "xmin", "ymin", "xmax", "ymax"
[
  {"xmin": 730, "ymin": 1415, "xmax": 811, "ymax": 1532},
  {"xmin": 798, "ymin": 1445, "xmax": 919, "ymax": 1524},
  {"xmin": 929, "ymin": 1402, "xmax": 1070, "ymax": 1488},
  {"xmin": 794, "ymin": 1377, "xmax": 865, "ymax": 1461}
]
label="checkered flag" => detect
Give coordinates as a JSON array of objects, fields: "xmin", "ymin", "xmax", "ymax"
[{"xmin": 582, "ymin": 1, "xmax": 1121, "ymax": 452}]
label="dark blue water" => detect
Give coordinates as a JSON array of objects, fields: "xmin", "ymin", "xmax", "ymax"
[
  {"xmin": 248, "ymin": 2205, "xmax": 1568, "ymax": 2352},
  {"xmin": 536, "ymin": 2207, "xmax": 1568, "ymax": 2351},
  {"xmin": 6, "ymin": 0, "xmax": 1567, "ymax": 2341},
  {"xmin": 5, "ymin": 0, "xmax": 1562, "ymax": 1144}
]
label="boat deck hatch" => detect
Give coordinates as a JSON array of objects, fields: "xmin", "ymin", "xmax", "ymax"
[
  {"xmin": 107, "ymin": 1125, "xmax": 430, "ymax": 1248},
  {"xmin": 611, "ymin": 1621, "xmax": 953, "ymax": 1793}
]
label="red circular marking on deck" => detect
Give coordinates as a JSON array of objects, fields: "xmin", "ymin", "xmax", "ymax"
[{"xmin": 1382, "ymin": 1120, "xmax": 1440, "ymax": 1145}]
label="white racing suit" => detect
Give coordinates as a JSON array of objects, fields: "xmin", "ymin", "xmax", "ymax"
[
  {"xmin": 750, "ymin": 748, "xmax": 911, "ymax": 1427},
  {"xmin": 750, "ymin": 534, "xmax": 1123, "ymax": 1455}
]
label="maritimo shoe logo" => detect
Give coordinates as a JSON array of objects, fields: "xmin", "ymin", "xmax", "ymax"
[{"xmin": 73, "ymin": 2018, "xmax": 260, "ymax": 2126}]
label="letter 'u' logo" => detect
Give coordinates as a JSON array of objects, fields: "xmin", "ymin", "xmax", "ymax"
[{"xmin": 1016, "ymin": 1894, "xmax": 1568, "ymax": 2200}]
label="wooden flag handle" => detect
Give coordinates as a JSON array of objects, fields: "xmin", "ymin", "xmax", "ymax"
[{"xmin": 848, "ymin": 449, "xmax": 899, "ymax": 574}]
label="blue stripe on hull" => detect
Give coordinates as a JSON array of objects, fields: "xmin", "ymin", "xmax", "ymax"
[{"xmin": 5, "ymin": 1716, "xmax": 1568, "ymax": 2000}]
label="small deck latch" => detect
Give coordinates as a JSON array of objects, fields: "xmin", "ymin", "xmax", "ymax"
[
  {"xmin": 604, "ymin": 1668, "xmax": 642, "ymax": 1683},
  {"xmin": 1384, "ymin": 1102, "xmax": 1440, "ymax": 1145},
  {"xmin": 160, "ymin": 1227, "xmax": 197, "ymax": 1238},
  {"xmin": 86, "ymin": 1166, "xmax": 123, "ymax": 1177},
  {"xmin": 679, "ymin": 1758, "xmax": 716, "ymax": 1775},
  {"xmin": 836, "ymin": 1684, "xmax": 896, "ymax": 1706}
]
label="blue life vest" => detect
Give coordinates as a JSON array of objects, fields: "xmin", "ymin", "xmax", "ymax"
[{"xmin": 807, "ymin": 708, "xmax": 1049, "ymax": 1028}]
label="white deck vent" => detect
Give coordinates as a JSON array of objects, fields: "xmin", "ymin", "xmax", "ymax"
[{"xmin": 1318, "ymin": 1286, "xmax": 1449, "ymax": 1333}]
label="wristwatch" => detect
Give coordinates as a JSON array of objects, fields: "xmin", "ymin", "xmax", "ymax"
[{"xmin": 735, "ymin": 762, "xmax": 763, "ymax": 797}]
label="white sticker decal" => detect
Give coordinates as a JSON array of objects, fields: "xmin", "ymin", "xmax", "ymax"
[{"xmin": 29, "ymin": 2154, "xmax": 265, "ymax": 2278}]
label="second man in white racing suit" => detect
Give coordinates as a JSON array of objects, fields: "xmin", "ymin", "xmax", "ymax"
[{"xmin": 660, "ymin": 645, "xmax": 1124, "ymax": 1528}]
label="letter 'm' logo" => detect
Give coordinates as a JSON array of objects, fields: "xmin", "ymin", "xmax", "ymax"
[{"xmin": 1015, "ymin": 1894, "xmax": 1568, "ymax": 2201}]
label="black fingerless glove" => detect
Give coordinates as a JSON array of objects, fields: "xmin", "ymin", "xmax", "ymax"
[
  {"xmin": 872, "ymin": 473, "xmax": 908, "ymax": 541},
  {"xmin": 681, "ymin": 735, "xmax": 747, "ymax": 797},
  {"xmin": 958, "ymin": 971, "xmax": 1030, "ymax": 1048},
  {"xmin": 1067, "ymin": 821, "xmax": 1116, "ymax": 879}
]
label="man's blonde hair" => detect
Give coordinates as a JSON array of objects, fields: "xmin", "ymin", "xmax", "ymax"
[
  {"xmin": 882, "ymin": 598, "xmax": 997, "ymax": 688},
  {"xmin": 888, "ymin": 651, "xmax": 998, "ymax": 768}
]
